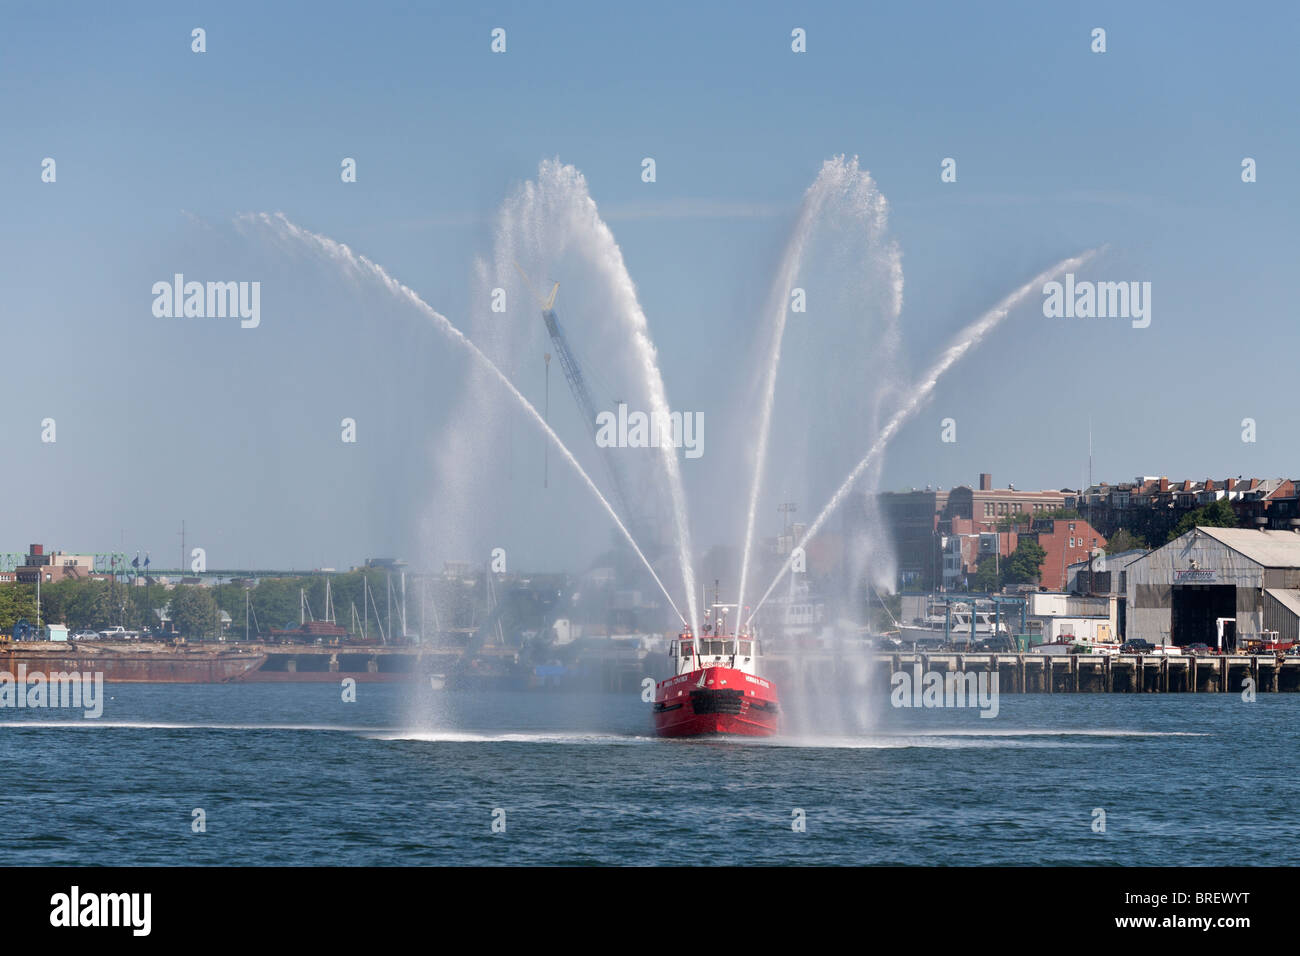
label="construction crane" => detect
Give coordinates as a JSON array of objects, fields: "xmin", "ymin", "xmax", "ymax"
[{"xmin": 515, "ymin": 265, "xmax": 639, "ymax": 528}]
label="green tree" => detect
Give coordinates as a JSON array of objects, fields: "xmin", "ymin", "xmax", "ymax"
[
  {"xmin": 970, "ymin": 555, "xmax": 1000, "ymax": 592},
  {"xmin": 1004, "ymin": 540, "xmax": 1047, "ymax": 585},
  {"xmin": 37, "ymin": 579, "xmax": 119, "ymax": 630},
  {"xmin": 0, "ymin": 585, "xmax": 38, "ymax": 632},
  {"xmin": 251, "ymin": 578, "xmax": 305, "ymax": 632},
  {"xmin": 168, "ymin": 585, "xmax": 219, "ymax": 638},
  {"xmin": 1167, "ymin": 497, "xmax": 1239, "ymax": 543},
  {"xmin": 1105, "ymin": 528, "xmax": 1148, "ymax": 554}
]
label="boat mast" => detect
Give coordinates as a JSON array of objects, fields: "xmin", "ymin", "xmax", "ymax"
[{"xmin": 400, "ymin": 571, "xmax": 408, "ymax": 639}]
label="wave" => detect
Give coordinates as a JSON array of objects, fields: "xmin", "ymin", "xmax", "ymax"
[
  {"xmin": 752, "ymin": 728, "xmax": 1208, "ymax": 749},
  {"xmin": 367, "ymin": 730, "xmax": 656, "ymax": 745},
  {"xmin": 0, "ymin": 721, "xmax": 381, "ymax": 732}
]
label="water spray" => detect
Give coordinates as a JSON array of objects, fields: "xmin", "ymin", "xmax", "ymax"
[
  {"xmin": 746, "ymin": 248, "xmax": 1101, "ymax": 626},
  {"xmin": 496, "ymin": 161, "xmax": 699, "ymax": 636},
  {"xmin": 733, "ymin": 168, "xmax": 834, "ymax": 638},
  {"xmin": 245, "ymin": 211, "xmax": 689, "ymax": 628},
  {"xmin": 734, "ymin": 156, "xmax": 900, "ymax": 634}
]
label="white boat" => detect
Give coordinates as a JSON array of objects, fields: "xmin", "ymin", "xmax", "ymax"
[{"xmin": 898, "ymin": 601, "xmax": 1009, "ymax": 648}]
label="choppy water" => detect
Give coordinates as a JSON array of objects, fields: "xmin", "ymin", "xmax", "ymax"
[{"xmin": 0, "ymin": 684, "xmax": 1293, "ymax": 865}]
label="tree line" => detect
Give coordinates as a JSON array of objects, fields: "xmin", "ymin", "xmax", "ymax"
[{"xmin": 0, "ymin": 568, "xmax": 431, "ymax": 639}]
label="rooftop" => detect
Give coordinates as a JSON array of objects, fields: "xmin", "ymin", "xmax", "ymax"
[{"xmin": 1185, "ymin": 526, "xmax": 1300, "ymax": 567}]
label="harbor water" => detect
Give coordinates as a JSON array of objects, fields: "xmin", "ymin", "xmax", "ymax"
[{"xmin": 1, "ymin": 685, "xmax": 1295, "ymax": 866}]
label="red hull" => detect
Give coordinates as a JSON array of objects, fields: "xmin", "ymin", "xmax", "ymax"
[{"xmin": 653, "ymin": 665, "xmax": 779, "ymax": 737}]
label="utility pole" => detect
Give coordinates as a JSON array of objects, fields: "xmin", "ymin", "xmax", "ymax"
[
  {"xmin": 1088, "ymin": 418, "xmax": 1093, "ymax": 490},
  {"xmin": 178, "ymin": 520, "xmax": 186, "ymax": 576}
]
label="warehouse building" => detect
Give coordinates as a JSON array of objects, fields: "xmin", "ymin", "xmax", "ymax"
[{"xmin": 1125, "ymin": 526, "xmax": 1300, "ymax": 649}]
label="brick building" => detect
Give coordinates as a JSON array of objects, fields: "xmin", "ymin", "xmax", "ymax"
[
  {"xmin": 874, "ymin": 473, "xmax": 1071, "ymax": 590},
  {"xmin": 1072, "ymin": 476, "xmax": 1297, "ymax": 539},
  {"xmin": 1030, "ymin": 518, "xmax": 1107, "ymax": 591},
  {"xmin": 13, "ymin": 544, "xmax": 100, "ymax": 584}
]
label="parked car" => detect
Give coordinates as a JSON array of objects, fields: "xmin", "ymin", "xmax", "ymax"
[
  {"xmin": 1184, "ymin": 643, "xmax": 1213, "ymax": 656},
  {"xmin": 71, "ymin": 630, "xmax": 98, "ymax": 641},
  {"xmin": 975, "ymin": 636, "xmax": 1017, "ymax": 653},
  {"xmin": 1121, "ymin": 639, "xmax": 1155, "ymax": 654}
]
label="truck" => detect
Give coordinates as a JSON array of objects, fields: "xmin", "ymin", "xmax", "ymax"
[{"xmin": 97, "ymin": 626, "xmax": 140, "ymax": 640}]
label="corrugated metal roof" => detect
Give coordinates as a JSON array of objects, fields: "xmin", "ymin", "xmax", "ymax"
[
  {"xmin": 1192, "ymin": 527, "xmax": 1300, "ymax": 567},
  {"xmin": 1065, "ymin": 548, "xmax": 1147, "ymax": 572},
  {"xmin": 1264, "ymin": 588, "xmax": 1300, "ymax": 618}
]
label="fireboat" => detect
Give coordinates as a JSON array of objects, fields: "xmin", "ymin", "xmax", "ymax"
[{"xmin": 652, "ymin": 600, "xmax": 779, "ymax": 738}]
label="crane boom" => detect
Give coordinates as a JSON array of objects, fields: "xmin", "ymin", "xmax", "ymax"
[{"xmin": 516, "ymin": 265, "xmax": 639, "ymax": 527}]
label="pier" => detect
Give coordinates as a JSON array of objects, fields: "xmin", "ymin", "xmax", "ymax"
[
  {"xmin": 760, "ymin": 651, "xmax": 1300, "ymax": 694},
  {"xmin": 877, "ymin": 652, "xmax": 1300, "ymax": 693}
]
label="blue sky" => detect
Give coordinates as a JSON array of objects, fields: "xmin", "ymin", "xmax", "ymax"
[{"xmin": 2, "ymin": 1, "xmax": 1297, "ymax": 572}]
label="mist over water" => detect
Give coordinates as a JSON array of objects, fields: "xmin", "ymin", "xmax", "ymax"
[
  {"xmin": 240, "ymin": 212, "xmax": 684, "ymax": 627},
  {"xmin": 736, "ymin": 155, "xmax": 905, "ymax": 632},
  {"xmin": 426, "ymin": 160, "xmax": 699, "ymax": 631},
  {"xmin": 749, "ymin": 247, "xmax": 1102, "ymax": 624},
  {"xmin": 773, "ymin": 632, "xmax": 884, "ymax": 739},
  {"xmin": 238, "ymin": 160, "xmax": 1099, "ymax": 744}
]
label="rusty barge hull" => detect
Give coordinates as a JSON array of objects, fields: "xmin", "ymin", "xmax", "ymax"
[
  {"xmin": 238, "ymin": 646, "xmax": 462, "ymax": 682},
  {"xmin": 1, "ymin": 643, "xmax": 266, "ymax": 683},
  {"xmin": 239, "ymin": 670, "xmax": 419, "ymax": 682}
]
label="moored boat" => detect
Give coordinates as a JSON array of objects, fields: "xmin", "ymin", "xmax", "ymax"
[{"xmin": 1, "ymin": 641, "xmax": 266, "ymax": 683}]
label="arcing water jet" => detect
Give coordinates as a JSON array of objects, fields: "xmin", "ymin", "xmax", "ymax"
[
  {"xmin": 494, "ymin": 161, "xmax": 700, "ymax": 634},
  {"xmin": 242, "ymin": 211, "xmax": 688, "ymax": 626},
  {"xmin": 747, "ymin": 248, "xmax": 1101, "ymax": 625},
  {"xmin": 735, "ymin": 156, "xmax": 902, "ymax": 628}
]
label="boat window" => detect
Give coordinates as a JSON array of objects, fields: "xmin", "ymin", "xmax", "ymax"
[
  {"xmin": 682, "ymin": 643, "xmax": 693, "ymax": 657},
  {"xmin": 739, "ymin": 641, "xmax": 752, "ymax": 657}
]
